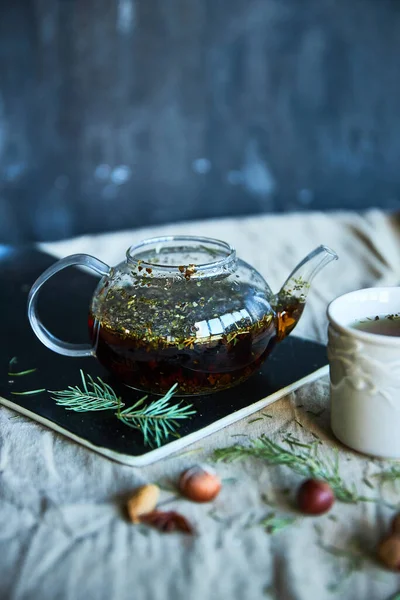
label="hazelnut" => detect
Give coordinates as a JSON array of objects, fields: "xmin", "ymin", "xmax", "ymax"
[
  {"xmin": 126, "ymin": 484, "xmax": 160, "ymax": 523},
  {"xmin": 179, "ymin": 466, "xmax": 221, "ymax": 503},
  {"xmin": 296, "ymin": 479, "xmax": 335, "ymax": 515},
  {"xmin": 377, "ymin": 535, "xmax": 400, "ymax": 570}
]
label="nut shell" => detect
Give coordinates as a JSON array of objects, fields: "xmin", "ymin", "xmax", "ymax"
[
  {"xmin": 179, "ymin": 466, "xmax": 221, "ymax": 503},
  {"xmin": 296, "ymin": 479, "xmax": 334, "ymax": 515},
  {"xmin": 377, "ymin": 535, "xmax": 400, "ymax": 570},
  {"xmin": 126, "ymin": 484, "xmax": 160, "ymax": 523}
]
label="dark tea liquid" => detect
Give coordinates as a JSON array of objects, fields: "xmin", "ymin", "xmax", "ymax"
[
  {"xmin": 351, "ymin": 313, "xmax": 400, "ymax": 337},
  {"xmin": 89, "ymin": 278, "xmax": 304, "ymax": 395}
]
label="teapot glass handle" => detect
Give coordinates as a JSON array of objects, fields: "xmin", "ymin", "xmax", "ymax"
[{"xmin": 27, "ymin": 254, "xmax": 111, "ymax": 357}]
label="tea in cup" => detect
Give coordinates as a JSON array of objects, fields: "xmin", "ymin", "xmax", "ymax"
[{"xmin": 327, "ymin": 287, "xmax": 400, "ymax": 458}]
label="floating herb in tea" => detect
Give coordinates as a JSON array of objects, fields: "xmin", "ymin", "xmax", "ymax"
[
  {"xmin": 351, "ymin": 313, "xmax": 400, "ymax": 336},
  {"xmin": 89, "ymin": 262, "xmax": 304, "ymax": 395}
]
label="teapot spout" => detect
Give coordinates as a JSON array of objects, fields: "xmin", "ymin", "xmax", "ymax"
[{"xmin": 273, "ymin": 245, "xmax": 338, "ymax": 340}]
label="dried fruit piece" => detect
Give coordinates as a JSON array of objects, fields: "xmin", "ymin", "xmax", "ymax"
[
  {"xmin": 377, "ymin": 535, "xmax": 400, "ymax": 570},
  {"xmin": 126, "ymin": 484, "xmax": 160, "ymax": 523},
  {"xmin": 296, "ymin": 479, "xmax": 334, "ymax": 515},
  {"xmin": 140, "ymin": 510, "xmax": 194, "ymax": 534},
  {"xmin": 179, "ymin": 466, "xmax": 221, "ymax": 503}
]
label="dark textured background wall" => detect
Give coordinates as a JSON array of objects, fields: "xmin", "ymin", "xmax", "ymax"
[{"xmin": 1, "ymin": 0, "xmax": 400, "ymax": 243}]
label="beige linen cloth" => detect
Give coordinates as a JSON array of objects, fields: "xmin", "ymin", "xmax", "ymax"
[{"xmin": 2, "ymin": 210, "xmax": 400, "ymax": 600}]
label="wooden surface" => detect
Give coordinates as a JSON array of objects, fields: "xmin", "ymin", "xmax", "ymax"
[{"xmin": 1, "ymin": 0, "xmax": 400, "ymax": 242}]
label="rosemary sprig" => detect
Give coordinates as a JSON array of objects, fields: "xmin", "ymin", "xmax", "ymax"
[
  {"xmin": 11, "ymin": 389, "xmax": 46, "ymax": 396},
  {"xmin": 7, "ymin": 362, "xmax": 196, "ymax": 448},
  {"xmin": 8, "ymin": 368, "xmax": 37, "ymax": 377},
  {"xmin": 214, "ymin": 434, "xmax": 370, "ymax": 504},
  {"xmin": 259, "ymin": 512, "xmax": 296, "ymax": 534},
  {"xmin": 116, "ymin": 383, "xmax": 196, "ymax": 448},
  {"xmin": 50, "ymin": 371, "xmax": 123, "ymax": 412},
  {"xmin": 375, "ymin": 466, "xmax": 400, "ymax": 483}
]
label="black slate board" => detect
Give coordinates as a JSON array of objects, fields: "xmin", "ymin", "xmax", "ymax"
[{"xmin": 0, "ymin": 246, "xmax": 328, "ymax": 466}]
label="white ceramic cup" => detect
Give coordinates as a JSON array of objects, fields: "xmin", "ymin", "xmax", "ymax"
[{"xmin": 327, "ymin": 287, "xmax": 400, "ymax": 458}]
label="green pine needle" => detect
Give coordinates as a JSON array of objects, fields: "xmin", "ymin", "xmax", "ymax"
[
  {"xmin": 11, "ymin": 389, "xmax": 46, "ymax": 396},
  {"xmin": 116, "ymin": 383, "xmax": 196, "ymax": 448},
  {"xmin": 50, "ymin": 370, "xmax": 123, "ymax": 412},
  {"xmin": 8, "ymin": 368, "xmax": 37, "ymax": 377},
  {"xmin": 259, "ymin": 512, "xmax": 296, "ymax": 534},
  {"xmin": 374, "ymin": 466, "xmax": 400, "ymax": 483},
  {"xmin": 8, "ymin": 357, "xmax": 18, "ymax": 369},
  {"xmin": 214, "ymin": 434, "xmax": 372, "ymax": 504}
]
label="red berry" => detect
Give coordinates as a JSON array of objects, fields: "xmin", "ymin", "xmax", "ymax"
[{"xmin": 297, "ymin": 479, "xmax": 334, "ymax": 515}]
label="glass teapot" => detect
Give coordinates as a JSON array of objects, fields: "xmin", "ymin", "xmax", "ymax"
[{"xmin": 28, "ymin": 236, "xmax": 337, "ymax": 396}]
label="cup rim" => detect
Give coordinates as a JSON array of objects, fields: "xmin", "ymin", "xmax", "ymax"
[{"xmin": 327, "ymin": 287, "xmax": 400, "ymax": 347}]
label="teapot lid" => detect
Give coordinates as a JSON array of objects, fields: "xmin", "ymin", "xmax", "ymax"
[{"xmin": 126, "ymin": 235, "xmax": 237, "ymax": 278}]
